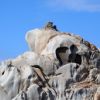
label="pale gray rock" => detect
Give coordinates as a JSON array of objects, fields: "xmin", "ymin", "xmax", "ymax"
[
  {"xmin": 0, "ymin": 24, "xmax": 100, "ymax": 100},
  {"xmin": 25, "ymin": 29, "xmax": 59, "ymax": 54},
  {"xmin": 96, "ymin": 74, "xmax": 100, "ymax": 84}
]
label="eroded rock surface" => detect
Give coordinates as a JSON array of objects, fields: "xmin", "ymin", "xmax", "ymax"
[{"xmin": 0, "ymin": 22, "xmax": 100, "ymax": 100}]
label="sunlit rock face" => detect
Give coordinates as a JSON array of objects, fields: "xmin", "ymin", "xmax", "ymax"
[{"xmin": 0, "ymin": 23, "xmax": 100, "ymax": 100}]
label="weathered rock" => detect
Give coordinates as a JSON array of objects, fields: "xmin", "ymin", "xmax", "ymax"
[
  {"xmin": 0, "ymin": 23, "xmax": 100, "ymax": 100},
  {"xmin": 25, "ymin": 29, "xmax": 59, "ymax": 54}
]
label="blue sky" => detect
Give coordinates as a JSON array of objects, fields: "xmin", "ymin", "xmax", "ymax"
[{"xmin": 0, "ymin": 0, "xmax": 100, "ymax": 61}]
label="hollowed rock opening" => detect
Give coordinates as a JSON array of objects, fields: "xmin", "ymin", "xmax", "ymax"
[
  {"xmin": 68, "ymin": 54, "xmax": 82, "ymax": 65},
  {"xmin": 56, "ymin": 47, "xmax": 68, "ymax": 66},
  {"xmin": 56, "ymin": 45, "xmax": 82, "ymax": 66},
  {"xmin": 70, "ymin": 44, "xmax": 78, "ymax": 54},
  {"xmin": 68, "ymin": 44, "xmax": 82, "ymax": 65}
]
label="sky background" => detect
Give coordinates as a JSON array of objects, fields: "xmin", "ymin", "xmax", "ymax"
[{"xmin": 0, "ymin": 0, "xmax": 100, "ymax": 61}]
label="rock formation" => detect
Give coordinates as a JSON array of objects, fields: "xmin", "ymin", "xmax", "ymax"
[{"xmin": 0, "ymin": 22, "xmax": 100, "ymax": 100}]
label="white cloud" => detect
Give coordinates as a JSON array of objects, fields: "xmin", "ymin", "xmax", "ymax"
[{"xmin": 47, "ymin": 0, "xmax": 100, "ymax": 12}]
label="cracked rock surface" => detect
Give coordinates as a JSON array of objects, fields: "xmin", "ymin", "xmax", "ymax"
[{"xmin": 0, "ymin": 23, "xmax": 100, "ymax": 100}]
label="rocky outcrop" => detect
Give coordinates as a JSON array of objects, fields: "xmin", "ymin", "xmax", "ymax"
[{"xmin": 0, "ymin": 22, "xmax": 100, "ymax": 100}]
